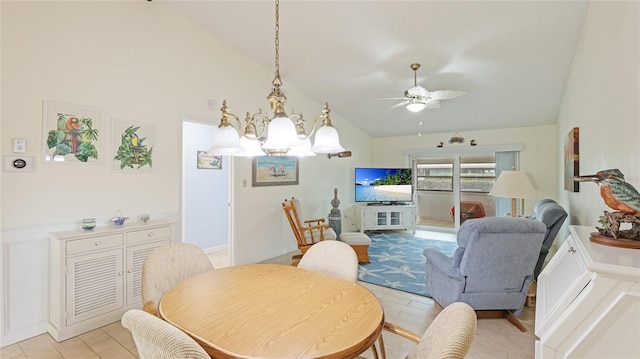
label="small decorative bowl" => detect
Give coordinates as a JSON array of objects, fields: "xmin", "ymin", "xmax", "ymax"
[
  {"xmin": 111, "ymin": 216, "xmax": 129, "ymax": 226},
  {"xmin": 138, "ymin": 214, "xmax": 150, "ymax": 224},
  {"xmin": 82, "ymin": 218, "xmax": 96, "ymax": 231}
]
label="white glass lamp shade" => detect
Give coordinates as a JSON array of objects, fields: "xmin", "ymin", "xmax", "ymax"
[
  {"xmin": 406, "ymin": 99, "xmax": 426, "ymax": 112},
  {"xmin": 238, "ymin": 136, "xmax": 266, "ymax": 157},
  {"xmin": 488, "ymin": 171, "xmax": 536, "ymax": 199},
  {"xmin": 287, "ymin": 137, "xmax": 316, "ymax": 157},
  {"xmin": 310, "ymin": 125, "xmax": 345, "ymax": 153},
  {"xmin": 489, "ymin": 170, "xmax": 536, "ymax": 217},
  {"xmin": 261, "ymin": 115, "xmax": 300, "ymax": 150},
  {"xmin": 208, "ymin": 126, "xmax": 244, "ymax": 156}
]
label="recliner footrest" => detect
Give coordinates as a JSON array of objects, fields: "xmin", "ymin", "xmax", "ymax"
[{"xmin": 339, "ymin": 232, "xmax": 371, "ymax": 264}]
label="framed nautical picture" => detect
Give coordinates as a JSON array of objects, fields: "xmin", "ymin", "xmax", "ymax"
[
  {"xmin": 197, "ymin": 151, "xmax": 222, "ymax": 169},
  {"xmin": 252, "ymin": 156, "xmax": 299, "ymax": 186}
]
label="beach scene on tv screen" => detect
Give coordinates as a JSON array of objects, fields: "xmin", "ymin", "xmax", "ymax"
[{"xmin": 355, "ymin": 168, "xmax": 412, "ymax": 202}]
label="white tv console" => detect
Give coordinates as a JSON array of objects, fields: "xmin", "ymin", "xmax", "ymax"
[{"xmin": 354, "ymin": 204, "xmax": 416, "ymax": 233}]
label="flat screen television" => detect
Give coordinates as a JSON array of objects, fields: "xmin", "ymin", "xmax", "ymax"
[{"xmin": 355, "ymin": 167, "xmax": 413, "ymax": 204}]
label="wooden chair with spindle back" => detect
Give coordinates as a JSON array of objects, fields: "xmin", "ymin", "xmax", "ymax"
[{"xmin": 282, "ymin": 197, "xmax": 336, "ymax": 265}]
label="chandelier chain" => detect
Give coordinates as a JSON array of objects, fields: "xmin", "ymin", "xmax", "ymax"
[{"xmin": 272, "ymin": 0, "xmax": 282, "ymax": 87}]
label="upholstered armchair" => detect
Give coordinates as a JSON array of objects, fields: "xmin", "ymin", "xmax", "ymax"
[
  {"xmin": 532, "ymin": 199, "xmax": 568, "ymax": 280},
  {"xmin": 424, "ymin": 217, "xmax": 546, "ymax": 331}
]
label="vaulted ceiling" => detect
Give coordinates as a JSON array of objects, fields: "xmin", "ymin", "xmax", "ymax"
[{"xmin": 165, "ymin": 1, "xmax": 590, "ymax": 138}]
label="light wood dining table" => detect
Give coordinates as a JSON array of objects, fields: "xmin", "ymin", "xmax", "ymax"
[{"xmin": 158, "ymin": 263, "xmax": 384, "ymax": 359}]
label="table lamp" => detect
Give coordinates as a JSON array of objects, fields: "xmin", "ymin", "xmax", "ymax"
[{"xmin": 488, "ymin": 171, "xmax": 536, "ymax": 217}]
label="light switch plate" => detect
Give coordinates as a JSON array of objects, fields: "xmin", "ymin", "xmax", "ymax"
[{"xmin": 3, "ymin": 156, "xmax": 35, "ymax": 172}]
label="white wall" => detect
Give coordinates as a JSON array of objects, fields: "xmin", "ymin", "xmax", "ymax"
[
  {"xmin": 556, "ymin": 1, "xmax": 639, "ymax": 239},
  {"xmin": 0, "ymin": 1, "xmax": 372, "ymax": 345}
]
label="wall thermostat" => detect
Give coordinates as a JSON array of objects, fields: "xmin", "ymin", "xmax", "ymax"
[
  {"xmin": 3, "ymin": 156, "xmax": 35, "ymax": 172},
  {"xmin": 12, "ymin": 138, "xmax": 26, "ymax": 153}
]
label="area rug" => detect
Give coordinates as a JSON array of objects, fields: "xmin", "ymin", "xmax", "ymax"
[{"xmin": 357, "ymin": 232, "xmax": 458, "ymax": 297}]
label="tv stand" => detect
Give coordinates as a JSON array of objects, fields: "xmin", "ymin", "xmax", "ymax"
[
  {"xmin": 355, "ymin": 204, "xmax": 415, "ymax": 233},
  {"xmin": 366, "ymin": 202, "xmax": 407, "ymax": 206}
]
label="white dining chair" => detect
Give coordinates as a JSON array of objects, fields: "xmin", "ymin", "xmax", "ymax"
[
  {"xmin": 297, "ymin": 239, "xmax": 359, "ymax": 282},
  {"xmin": 122, "ymin": 309, "xmax": 210, "ymax": 359},
  {"xmin": 141, "ymin": 243, "xmax": 214, "ymax": 316},
  {"xmin": 382, "ymin": 302, "xmax": 477, "ymax": 359}
]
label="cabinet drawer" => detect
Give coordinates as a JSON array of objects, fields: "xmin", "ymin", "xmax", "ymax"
[
  {"xmin": 126, "ymin": 226, "xmax": 171, "ymax": 245},
  {"xmin": 66, "ymin": 234, "xmax": 124, "ymax": 255}
]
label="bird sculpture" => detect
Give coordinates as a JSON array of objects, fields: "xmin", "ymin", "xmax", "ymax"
[
  {"xmin": 576, "ymin": 169, "xmax": 640, "ymax": 241},
  {"xmin": 575, "ymin": 169, "xmax": 640, "ymax": 215}
]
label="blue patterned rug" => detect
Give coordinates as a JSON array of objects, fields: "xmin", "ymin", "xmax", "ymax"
[{"xmin": 358, "ymin": 232, "xmax": 458, "ymax": 297}]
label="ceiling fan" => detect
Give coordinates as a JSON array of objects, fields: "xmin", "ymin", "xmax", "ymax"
[{"xmin": 390, "ymin": 63, "xmax": 466, "ymax": 112}]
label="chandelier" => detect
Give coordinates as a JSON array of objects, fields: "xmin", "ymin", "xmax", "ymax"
[{"xmin": 208, "ymin": 0, "xmax": 344, "ymax": 157}]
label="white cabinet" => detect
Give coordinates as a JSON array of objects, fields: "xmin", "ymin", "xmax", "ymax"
[
  {"xmin": 535, "ymin": 225, "xmax": 640, "ymax": 359},
  {"xmin": 49, "ymin": 219, "xmax": 175, "ymax": 341},
  {"xmin": 355, "ymin": 205, "xmax": 415, "ymax": 232}
]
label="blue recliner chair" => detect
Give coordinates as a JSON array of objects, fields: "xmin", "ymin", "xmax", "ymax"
[
  {"xmin": 532, "ymin": 199, "xmax": 568, "ymax": 280},
  {"xmin": 424, "ymin": 217, "xmax": 546, "ymax": 331}
]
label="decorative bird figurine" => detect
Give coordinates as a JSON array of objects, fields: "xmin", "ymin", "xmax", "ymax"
[{"xmin": 575, "ymin": 169, "xmax": 640, "ymax": 215}]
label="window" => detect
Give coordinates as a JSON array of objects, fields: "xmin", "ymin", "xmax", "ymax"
[{"xmin": 416, "ymin": 157, "xmax": 495, "ymax": 193}]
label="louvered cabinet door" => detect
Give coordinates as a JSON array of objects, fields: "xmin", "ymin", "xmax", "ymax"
[
  {"xmin": 66, "ymin": 248, "xmax": 124, "ymax": 326},
  {"xmin": 125, "ymin": 239, "xmax": 170, "ymax": 306}
]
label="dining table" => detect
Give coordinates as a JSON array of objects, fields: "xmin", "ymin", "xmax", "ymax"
[{"xmin": 158, "ymin": 263, "xmax": 385, "ymax": 359}]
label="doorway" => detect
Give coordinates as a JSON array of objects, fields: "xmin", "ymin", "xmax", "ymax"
[
  {"xmin": 181, "ymin": 120, "xmax": 231, "ymax": 263},
  {"xmin": 414, "ymin": 154, "xmax": 496, "ymax": 231}
]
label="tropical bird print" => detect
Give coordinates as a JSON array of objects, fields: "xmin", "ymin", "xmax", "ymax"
[
  {"xmin": 575, "ymin": 169, "xmax": 640, "ymax": 215},
  {"xmin": 65, "ymin": 116, "xmax": 81, "ymax": 153},
  {"xmin": 130, "ymin": 133, "xmax": 141, "ymax": 152}
]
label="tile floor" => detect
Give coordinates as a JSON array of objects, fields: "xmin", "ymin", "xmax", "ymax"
[{"xmin": 1, "ymin": 229, "xmax": 537, "ymax": 359}]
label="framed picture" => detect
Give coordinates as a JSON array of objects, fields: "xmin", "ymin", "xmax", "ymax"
[
  {"xmin": 111, "ymin": 119, "xmax": 155, "ymax": 172},
  {"xmin": 564, "ymin": 127, "xmax": 579, "ymax": 192},
  {"xmin": 42, "ymin": 101, "xmax": 104, "ymax": 164},
  {"xmin": 252, "ymin": 156, "xmax": 299, "ymax": 186},
  {"xmin": 197, "ymin": 151, "xmax": 222, "ymax": 169}
]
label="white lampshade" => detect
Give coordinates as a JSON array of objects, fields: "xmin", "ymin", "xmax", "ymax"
[
  {"xmin": 287, "ymin": 137, "xmax": 316, "ymax": 157},
  {"xmin": 489, "ymin": 171, "xmax": 536, "ymax": 198},
  {"xmin": 489, "ymin": 170, "xmax": 537, "ymax": 216},
  {"xmin": 261, "ymin": 115, "xmax": 300, "ymax": 150},
  {"xmin": 310, "ymin": 125, "xmax": 345, "ymax": 153},
  {"xmin": 406, "ymin": 99, "xmax": 426, "ymax": 112},
  {"xmin": 208, "ymin": 126, "xmax": 244, "ymax": 156},
  {"xmin": 238, "ymin": 136, "xmax": 266, "ymax": 157}
]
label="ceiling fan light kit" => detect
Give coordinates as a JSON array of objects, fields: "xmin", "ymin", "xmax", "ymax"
[
  {"xmin": 391, "ymin": 63, "xmax": 466, "ymax": 113},
  {"xmin": 208, "ymin": 0, "xmax": 344, "ymax": 157},
  {"xmin": 406, "ymin": 98, "xmax": 426, "ymax": 112}
]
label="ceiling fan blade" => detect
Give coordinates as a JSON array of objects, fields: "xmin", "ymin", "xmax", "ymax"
[
  {"xmin": 371, "ymin": 97, "xmax": 407, "ymax": 101},
  {"xmin": 428, "ymin": 90, "xmax": 466, "ymax": 100},
  {"xmin": 390, "ymin": 101, "xmax": 410, "ymax": 110},
  {"xmin": 406, "ymin": 85, "xmax": 429, "ymax": 97},
  {"xmin": 423, "ymin": 99, "xmax": 440, "ymax": 109}
]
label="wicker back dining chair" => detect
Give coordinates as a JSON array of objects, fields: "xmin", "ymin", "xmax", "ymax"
[
  {"xmin": 141, "ymin": 243, "xmax": 213, "ymax": 316},
  {"xmin": 122, "ymin": 309, "xmax": 210, "ymax": 359},
  {"xmin": 382, "ymin": 302, "xmax": 477, "ymax": 359},
  {"xmin": 297, "ymin": 240, "xmax": 359, "ymax": 282}
]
